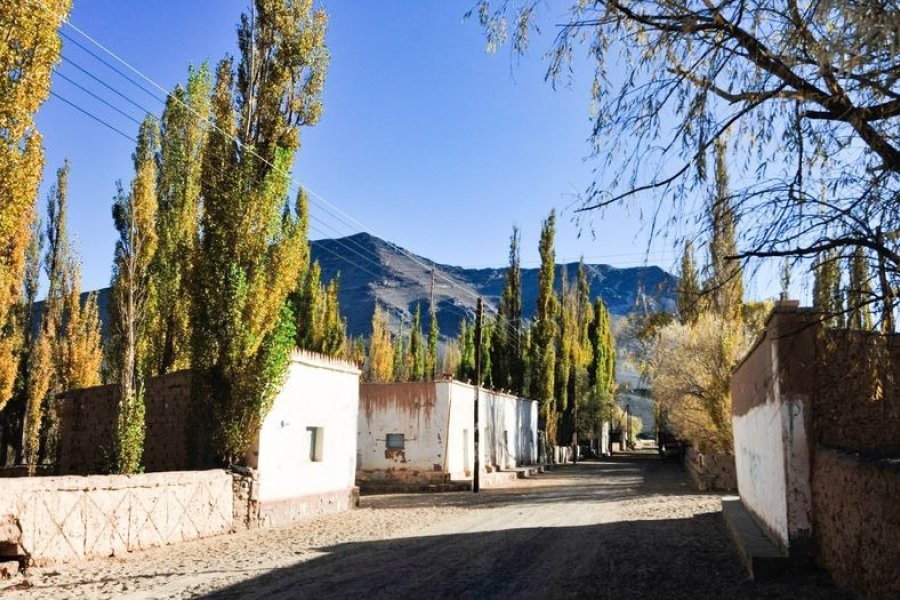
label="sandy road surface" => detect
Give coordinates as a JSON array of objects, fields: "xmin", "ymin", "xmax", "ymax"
[{"xmin": 2, "ymin": 453, "xmax": 847, "ymax": 599}]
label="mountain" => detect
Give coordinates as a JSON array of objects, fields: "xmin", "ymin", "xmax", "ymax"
[
  {"xmin": 38, "ymin": 232, "xmax": 677, "ymax": 342},
  {"xmin": 310, "ymin": 232, "xmax": 677, "ymax": 338}
]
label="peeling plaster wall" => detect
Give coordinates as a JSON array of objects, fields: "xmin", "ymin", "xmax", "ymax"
[
  {"xmin": 358, "ymin": 381, "xmax": 538, "ymax": 482},
  {"xmin": 357, "ymin": 382, "xmax": 450, "ymax": 479}
]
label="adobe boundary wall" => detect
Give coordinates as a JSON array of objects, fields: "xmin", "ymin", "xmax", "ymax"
[
  {"xmin": 0, "ymin": 470, "xmax": 232, "ymax": 563},
  {"xmin": 683, "ymin": 447, "xmax": 736, "ymax": 492},
  {"xmin": 811, "ymin": 447, "xmax": 900, "ymax": 600}
]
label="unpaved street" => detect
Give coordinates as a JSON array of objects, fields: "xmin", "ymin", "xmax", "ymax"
[{"xmin": 3, "ymin": 453, "xmax": 846, "ymax": 599}]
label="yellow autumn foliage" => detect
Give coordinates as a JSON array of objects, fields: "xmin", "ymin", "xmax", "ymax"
[{"xmin": 0, "ymin": 0, "xmax": 71, "ymax": 407}]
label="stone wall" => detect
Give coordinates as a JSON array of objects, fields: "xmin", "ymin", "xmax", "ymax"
[
  {"xmin": 812, "ymin": 330, "xmax": 900, "ymax": 456},
  {"xmin": 58, "ymin": 371, "xmax": 192, "ymax": 474},
  {"xmin": 684, "ymin": 447, "xmax": 736, "ymax": 492},
  {"xmin": 0, "ymin": 470, "xmax": 232, "ymax": 563},
  {"xmin": 811, "ymin": 447, "xmax": 900, "ymax": 599}
]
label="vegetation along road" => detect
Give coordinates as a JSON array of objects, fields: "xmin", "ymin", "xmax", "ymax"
[{"xmin": 5, "ymin": 453, "xmax": 847, "ymax": 599}]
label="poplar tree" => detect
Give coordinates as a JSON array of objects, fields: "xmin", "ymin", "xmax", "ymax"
[
  {"xmin": 0, "ymin": 0, "xmax": 70, "ymax": 407},
  {"xmin": 456, "ymin": 319, "xmax": 475, "ymax": 382},
  {"xmin": 109, "ymin": 117, "xmax": 160, "ymax": 474},
  {"xmin": 58, "ymin": 261, "xmax": 102, "ymax": 393},
  {"xmin": 367, "ymin": 303, "xmax": 394, "ymax": 382},
  {"xmin": 145, "ymin": 65, "xmax": 211, "ymax": 376},
  {"xmin": 533, "ymin": 211, "xmax": 559, "ymax": 443},
  {"xmin": 426, "ymin": 297, "xmax": 439, "ymax": 380},
  {"xmin": 22, "ymin": 163, "xmax": 70, "ymax": 467},
  {"xmin": 812, "ymin": 250, "xmax": 843, "ymax": 327},
  {"xmin": 191, "ymin": 0, "xmax": 329, "ymax": 465},
  {"xmin": 555, "ymin": 269, "xmax": 575, "ymax": 445},
  {"xmin": 409, "ymin": 304, "xmax": 425, "ymax": 381},
  {"xmin": 676, "ymin": 240, "xmax": 701, "ymax": 325},
  {"xmin": 708, "ymin": 139, "xmax": 743, "ymax": 323},
  {"xmin": 848, "ymin": 247, "xmax": 874, "ymax": 330},
  {"xmin": 491, "ymin": 226, "xmax": 523, "ymax": 393},
  {"xmin": 588, "ymin": 297, "xmax": 615, "ymax": 423},
  {"xmin": 0, "ymin": 214, "xmax": 42, "ymax": 463},
  {"xmin": 391, "ymin": 318, "xmax": 406, "ymax": 381}
]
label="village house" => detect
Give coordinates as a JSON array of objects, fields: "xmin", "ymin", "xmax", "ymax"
[
  {"xmin": 0, "ymin": 350, "xmax": 361, "ymax": 563},
  {"xmin": 357, "ymin": 379, "xmax": 538, "ymax": 490}
]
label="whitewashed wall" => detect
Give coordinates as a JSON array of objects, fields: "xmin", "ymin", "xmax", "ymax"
[
  {"xmin": 251, "ymin": 351, "xmax": 360, "ymax": 504},
  {"xmin": 357, "ymin": 382, "xmax": 451, "ymax": 473},
  {"xmin": 734, "ymin": 400, "xmax": 789, "ymax": 548},
  {"xmin": 358, "ymin": 381, "xmax": 537, "ymax": 481}
]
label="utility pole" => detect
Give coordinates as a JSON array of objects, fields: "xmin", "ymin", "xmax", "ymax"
[{"xmin": 473, "ymin": 298, "xmax": 483, "ymax": 493}]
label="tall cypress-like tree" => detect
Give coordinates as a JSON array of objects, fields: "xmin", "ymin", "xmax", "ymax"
[
  {"xmin": 455, "ymin": 319, "xmax": 475, "ymax": 382},
  {"xmin": 0, "ymin": 0, "xmax": 70, "ymax": 408},
  {"xmin": 491, "ymin": 226, "xmax": 523, "ymax": 394},
  {"xmin": 708, "ymin": 139, "xmax": 743, "ymax": 322},
  {"xmin": 676, "ymin": 240, "xmax": 701, "ymax": 325},
  {"xmin": 145, "ymin": 65, "xmax": 211, "ymax": 376},
  {"xmin": 0, "ymin": 213, "xmax": 42, "ymax": 464},
  {"xmin": 367, "ymin": 303, "xmax": 394, "ymax": 383},
  {"xmin": 847, "ymin": 247, "xmax": 874, "ymax": 330},
  {"xmin": 812, "ymin": 249, "xmax": 843, "ymax": 327},
  {"xmin": 426, "ymin": 294, "xmax": 439, "ymax": 380},
  {"xmin": 533, "ymin": 211, "xmax": 559, "ymax": 444},
  {"xmin": 588, "ymin": 297, "xmax": 615, "ymax": 420},
  {"xmin": 109, "ymin": 117, "xmax": 160, "ymax": 474},
  {"xmin": 22, "ymin": 163, "xmax": 70, "ymax": 467},
  {"xmin": 409, "ymin": 304, "xmax": 426, "ymax": 381},
  {"xmin": 191, "ymin": 1, "xmax": 329, "ymax": 465}
]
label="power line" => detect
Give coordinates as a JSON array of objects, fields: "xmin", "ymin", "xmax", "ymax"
[
  {"xmin": 48, "ymin": 2, "xmax": 513, "ymax": 324},
  {"xmin": 48, "ymin": 73, "xmax": 482, "ymax": 334},
  {"xmin": 49, "ymin": 90, "xmax": 136, "ymax": 143},
  {"xmin": 54, "ymin": 69, "xmax": 143, "ymax": 127},
  {"xmin": 39, "ymin": 0, "xmax": 540, "ymax": 341}
]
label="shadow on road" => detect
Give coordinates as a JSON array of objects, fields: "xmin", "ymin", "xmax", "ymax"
[
  {"xmin": 200, "ymin": 512, "xmax": 846, "ymax": 600},
  {"xmin": 362, "ymin": 452, "xmax": 691, "ymax": 511}
]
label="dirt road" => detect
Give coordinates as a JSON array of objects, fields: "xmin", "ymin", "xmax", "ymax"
[{"xmin": 3, "ymin": 453, "xmax": 847, "ymax": 599}]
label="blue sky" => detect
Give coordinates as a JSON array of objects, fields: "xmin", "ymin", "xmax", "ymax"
[{"xmin": 37, "ymin": 1, "xmax": 691, "ymax": 294}]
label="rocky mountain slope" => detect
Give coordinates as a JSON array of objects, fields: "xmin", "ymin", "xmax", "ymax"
[
  {"xmin": 41, "ymin": 232, "xmax": 677, "ymax": 342},
  {"xmin": 311, "ymin": 232, "xmax": 677, "ymax": 338}
]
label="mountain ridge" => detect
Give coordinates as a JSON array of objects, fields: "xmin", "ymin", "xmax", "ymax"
[{"xmin": 310, "ymin": 232, "xmax": 677, "ymax": 338}]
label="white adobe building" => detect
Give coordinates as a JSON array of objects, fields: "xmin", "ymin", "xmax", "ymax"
[
  {"xmin": 244, "ymin": 350, "xmax": 361, "ymax": 526},
  {"xmin": 357, "ymin": 379, "xmax": 538, "ymax": 487}
]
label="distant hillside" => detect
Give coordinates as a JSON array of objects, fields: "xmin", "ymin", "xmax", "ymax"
[
  {"xmin": 37, "ymin": 232, "xmax": 677, "ymax": 343},
  {"xmin": 311, "ymin": 232, "xmax": 677, "ymax": 338}
]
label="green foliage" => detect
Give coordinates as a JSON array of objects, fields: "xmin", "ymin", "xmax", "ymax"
[
  {"xmin": 848, "ymin": 247, "xmax": 874, "ymax": 330},
  {"xmin": 533, "ymin": 210, "xmax": 558, "ymax": 441},
  {"xmin": 145, "ymin": 65, "xmax": 211, "ymax": 376},
  {"xmin": 455, "ymin": 319, "xmax": 475, "ymax": 382},
  {"xmin": 427, "ymin": 297, "xmax": 439, "ymax": 380},
  {"xmin": 109, "ymin": 116, "xmax": 160, "ymax": 474},
  {"xmin": 813, "ymin": 249, "xmax": 844, "ymax": 327},
  {"xmin": 676, "ymin": 240, "xmax": 701, "ymax": 325},
  {"xmin": 490, "ymin": 226, "xmax": 524, "ymax": 394},
  {"xmin": 112, "ymin": 386, "xmax": 146, "ymax": 475},
  {"xmin": 190, "ymin": 0, "xmax": 328, "ymax": 465},
  {"xmin": 409, "ymin": 304, "xmax": 426, "ymax": 380}
]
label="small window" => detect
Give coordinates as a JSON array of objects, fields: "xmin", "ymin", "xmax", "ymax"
[
  {"xmin": 386, "ymin": 433, "xmax": 405, "ymax": 449},
  {"xmin": 307, "ymin": 426, "xmax": 324, "ymax": 462}
]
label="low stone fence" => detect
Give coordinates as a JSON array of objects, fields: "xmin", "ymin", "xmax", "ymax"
[
  {"xmin": 684, "ymin": 447, "xmax": 737, "ymax": 492},
  {"xmin": 811, "ymin": 446, "xmax": 900, "ymax": 599},
  {"xmin": 0, "ymin": 470, "xmax": 232, "ymax": 563}
]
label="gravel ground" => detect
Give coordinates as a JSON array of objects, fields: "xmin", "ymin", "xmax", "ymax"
[{"xmin": 1, "ymin": 453, "xmax": 849, "ymax": 599}]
